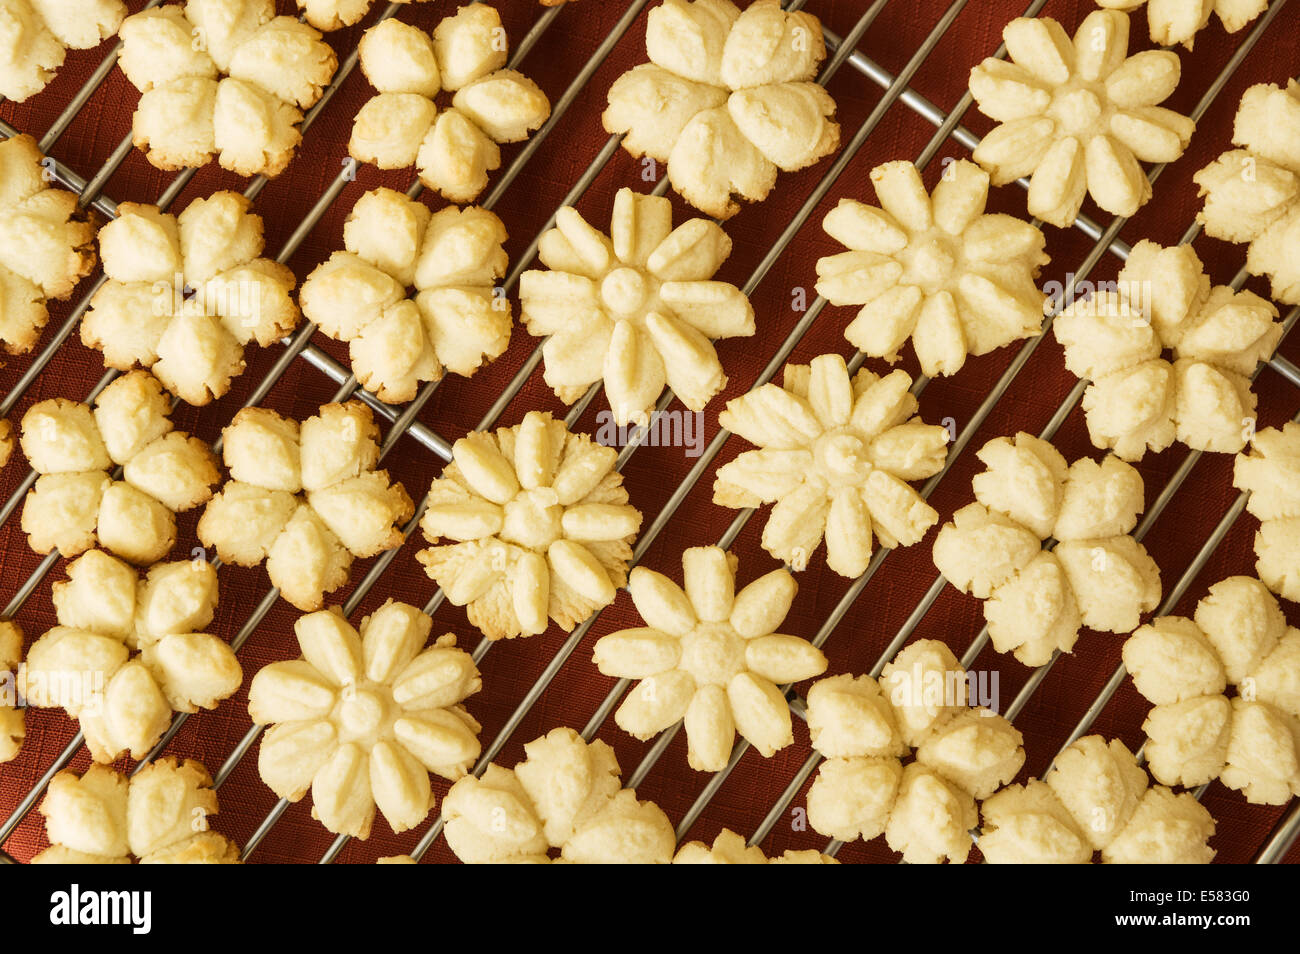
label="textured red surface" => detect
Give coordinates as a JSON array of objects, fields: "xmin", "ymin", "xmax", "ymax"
[{"xmin": 2, "ymin": 0, "xmax": 1299, "ymax": 864}]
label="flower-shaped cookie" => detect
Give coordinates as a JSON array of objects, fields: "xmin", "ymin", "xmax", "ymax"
[
  {"xmin": 1195, "ymin": 81, "xmax": 1300, "ymax": 305},
  {"xmin": 20, "ymin": 370, "xmax": 220, "ymax": 565},
  {"xmin": 979, "ymin": 735, "xmax": 1215, "ymax": 863},
  {"xmin": 933, "ymin": 433, "xmax": 1162, "ymax": 666},
  {"xmin": 1122, "ymin": 576, "xmax": 1300, "ymax": 804},
  {"xmin": 81, "ymin": 192, "xmax": 300, "ymax": 405},
  {"xmin": 0, "ymin": 0, "xmax": 124, "ymax": 101},
  {"xmin": 1234, "ymin": 423, "xmax": 1300, "ymax": 601},
  {"xmin": 0, "ymin": 619, "xmax": 25, "ymax": 762},
  {"xmin": 443, "ymin": 727, "xmax": 676, "ymax": 863},
  {"xmin": 349, "ymin": 5, "xmax": 551, "ymax": 203},
  {"xmin": 715, "ymin": 355, "xmax": 947, "ymax": 578},
  {"xmin": 198, "ymin": 401, "xmax": 413, "ymax": 611},
  {"xmin": 115, "ymin": 0, "xmax": 337, "ymax": 176},
  {"xmin": 1097, "ymin": 0, "xmax": 1268, "ymax": 48},
  {"xmin": 0, "ymin": 418, "xmax": 11, "ymax": 468},
  {"xmin": 419, "ymin": 411, "xmax": 640, "ymax": 640},
  {"xmin": 803, "ymin": 640, "xmax": 1025, "ymax": 863},
  {"xmin": 594, "ymin": 546, "xmax": 828, "ymax": 772},
  {"xmin": 603, "ymin": 0, "xmax": 840, "ymax": 219},
  {"xmin": 673, "ymin": 828, "xmax": 839, "ymax": 863},
  {"xmin": 298, "ymin": 188, "xmax": 511, "ymax": 403},
  {"xmin": 519, "ymin": 187, "xmax": 755, "ymax": 425},
  {"xmin": 23, "ymin": 549, "xmax": 241, "ymax": 762},
  {"xmin": 32, "ymin": 759, "xmax": 241, "ymax": 864},
  {"xmin": 1055, "ymin": 240, "xmax": 1281, "ymax": 461},
  {"xmin": 968, "ymin": 11, "xmax": 1194, "ymax": 227},
  {"xmin": 0, "ymin": 135, "xmax": 96, "ymax": 354},
  {"xmin": 249, "ymin": 602, "xmax": 482, "ymax": 838},
  {"xmin": 816, "ymin": 160, "xmax": 1050, "ymax": 377}
]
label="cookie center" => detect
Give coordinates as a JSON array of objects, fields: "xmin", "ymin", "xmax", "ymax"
[
  {"xmin": 602, "ymin": 267, "xmax": 649, "ymax": 316},
  {"xmin": 679, "ymin": 622, "xmax": 746, "ymax": 686},
  {"xmin": 336, "ymin": 687, "xmax": 391, "ymax": 743},
  {"xmin": 813, "ymin": 431, "xmax": 871, "ymax": 487},
  {"xmin": 1049, "ymin": 85, "xmax": 1104, "ymax": 137},
  {"xmin": 500, "ymin": 488, "xmax": 563, "ymax": 550},
  {"xmin": 898, "ymin": 234, "xmax": 957, "ymax": 293}
]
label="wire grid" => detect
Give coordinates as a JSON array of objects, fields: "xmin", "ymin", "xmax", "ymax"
[{"xmin": 0, "ymin": 0, "xmax": 1298, "ymax": 864}]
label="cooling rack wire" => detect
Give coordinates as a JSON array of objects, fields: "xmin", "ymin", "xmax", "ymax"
[{"xmin": 1, "ymin": 0, "xmax": 1298, "ymax": 864}]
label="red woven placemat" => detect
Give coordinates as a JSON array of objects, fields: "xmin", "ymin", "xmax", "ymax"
[{"xmin": 2, "ymin": 0, "xmax": 1299, "ymax": 864}]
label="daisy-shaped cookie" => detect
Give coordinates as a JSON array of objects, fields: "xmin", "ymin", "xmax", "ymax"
[
  {"xmin": 0, "ymin": 135, "xmax": 96, "ymax": 355},
  {"xmin": 418, "ymin": 411, "xmax": 641, "ymax": 640},
  {"xmin": 1097, "ymin": 0, "xmax": 1268, "ymax": 48},
  {"xmin": 20, "ymin": 370, "xmax": 220, "ymax": 565},
  {"xmin": 673, "ymin": 828, "xmax": 839, "ymax": 863},
  {"xmin": 714, "ymin": 354, "xmax": 947, "ymax": 578},
  {"xmin": 0, "ymin": 0, "xmax": 124, "ymax": 101},
  {"xmin": 979, "ymin": 735, "xmax": 1215, "ymax": 863},
  {"xmin": 81, "ymin": 192, "xmax": 300, "ymax": 405},
  {"xmin": 198, "ymin": 401, "xmax": 414, "ymax": 611},
  {"xmin": 1054, "ymin": 240, "xmax": 1282, "ymax": 460},
  {"xmin": 23, "ymin": 549, "xmax": 241, "ymax": 762},
  {"xmin": 1194, "ymin": 81, "xmax": 1300, "ymax": 305},
  {"xmin": 0, "ymin": 619, "xmax": 25, "ymax": 762},
  {"xmin": 968, "ymin": 10, "xmax": 1194, "ymax": 227},
  {"xmin": 249, "ymin": 602, "xmax": 482, "ymax": 838},
  {"xmin": 803, "ymin": 641, "xmax": 1025, "ymax": 863},
  {"xmin": 932, "ymin": 433, "xmax": 1161, "ymax": 666},
  {"xmin": 593, "ymin": 546, "xmax": 828, "ymax": 772},
  {"xmin": 603, "ymin": 0, "xmax": 840, "ymax": 219},
  {"xmin": 115, "ymin": 0, "xmax": 337, "ymax": 176},
  {"xmin": 519, "ymin": 187, "xmax": 754, "ymax": 425},
  {"xmin": 443, "ymin": 727, "xmax": 676, "ymax": 863},
  {"xmin": 32, "ymin": 759, "xmax": 241, "ymax": 864},
  {"xmin": 1235, "ymin": 423, "xmax": 1300, "ymax": 601},
  {"xmin": 349, "ymin": 5, "xmax": 551, "ymax": 203},
  {"xmin": 298, "ymin": 188, "xmax": 511, "ymax": 403},
  {"xmin": 816, "ymin": 160, "xmax": 1050, "ymax": 377},
  {"xmin": 1122, "ymin": 576, "xmax": 1300, "ymax": 804}
]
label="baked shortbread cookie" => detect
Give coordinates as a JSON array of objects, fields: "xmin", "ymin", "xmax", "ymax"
[
  {"xmin": 198, "ymin": 401, "xmax": 413, "ymax": 611},
  {"xmin": 0, "ymin": 0, "xmax": 124, "ymax": 101},
  {"xmin": 980, "ymin": 736, "xmax": 1216, "ymax": 864},
  {"xmin": 1054, "ymin": 240, "xmax": 1281, "ymax": 460},
  {"xmin": 932, "ymin": 433, "xmax": 1161, "ymax": 665},
  {"xmin": 714, "ymin": 354, "xmax": 947, "ymax": 579},
  {"xmin": 673, "ymin": 828, "xmax": 839, "ymax": 863},
  {"xmin": 444, "ymin": 727, "xmax": 676, "ymax": 863},
  {"xmin": 0, "ymin": 135, "xmax": 96, "ymax": 354},
  {"xmin": 296, "ymin": 0, "xmax": 432, "ymax": 32},
  {"xmin": 249, "ymin": 602, "xmax": 481, "ymax": 838},
  {"xmin": 1195, "ymin": 81, "xmax": 1300, "ymax": 305},
  {"xmin": 1235, "ymin": 423, "xmax": 1300, "ymax": 601},
  {"xmin": 419, "ymin": 411, "xmax": 640, "ymax": 640},
  {"xmin": 81, "ymin": 192, "xmax": 300, "ymax": 405},
  {"xmin": 23, "ymin": 549, "xmax": 240, "ymax": 762},
  {"xmin": 32, "ymin": 759, "xmax": 241, "ymax": 863},
  {"xmin": 298, "ymin": 188, "xmax": 510, "ymax": 403},
  {"xmin": 0, "ymin": 620, "xmax": 25, "ymax": 762},
  {"xmin": 1096, "ymin": 0, "xmax": 1269, "ymax": 48},
  {"xmin": 20, "ymin": 370, "xmax": 220, "ymax": 564},
  {"xmin": 0, "ymin": 418, "xmax": 13, "ymax": 468},
  {"xmin": 802, "ymin": 643, "xmax": 1024, "ymax": 863},
  {"xmin": 349, "ymin": 5, "xmax": 551, "ymax": 203},
  {"xmin": 115, "ymin": 0, "xmax": 337, "ymax": 176},
  {"xmin": 519, "ymin": 187, "xmax": 755, "ymax": 424},
  {"xmin": 603, "ymin": 0, "xmax": 840, "ymax": 218},
  {"xmin": 968, "ymin": 10, "xmax": 1194, "ymax": 227},
  {"xmin": 817, "ymin": 160, "xmax": 1049, "ymax": 377},
  {"xmin": 594, "ymin": 546, "xmax": 828, "ymax": 772},
  {"xmin": 1122, "ymin": 576, "xmax": 1300, "ymax": 804}
]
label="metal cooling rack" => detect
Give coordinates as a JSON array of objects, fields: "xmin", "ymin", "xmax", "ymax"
[{"xmin": 1, "ymin": 0, "xmax": 1298, "ymax": 864}]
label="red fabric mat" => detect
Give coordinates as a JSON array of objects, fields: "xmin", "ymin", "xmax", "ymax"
[{"xmin": 3, "ymin": 0, "xmax": 1299, "ymax": 864}]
